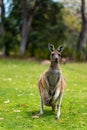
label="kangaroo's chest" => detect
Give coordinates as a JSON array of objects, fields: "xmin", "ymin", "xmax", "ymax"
[{"xmin": 47, "ymin": 71, "xmax": 61, "ymax": 89}]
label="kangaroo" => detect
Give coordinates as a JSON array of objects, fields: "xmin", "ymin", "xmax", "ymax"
[{"xmin": 38, "ymin": 44, "xmax": 66, "ymax": 119}]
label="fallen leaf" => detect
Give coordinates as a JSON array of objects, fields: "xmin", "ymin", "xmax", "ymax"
[
  {"xmin": 8, "ymin": 78, "xmax": 12, "ymax": 81},
  {"xmin": 0, "ymin": 117, "xmax": 4, "ymax": 121},
  {"xmin": 18, "ymin": 94, "xmax": 23, "ymax": 97},
  {"xmin": 13, "ymin": 110, "xmax": 21, "ymax": 113},
  {"xmin": 32, "ymin": 115, "xmax": 39, "ymax": 119},
  {"xmin": 29, "ymin": 93, "xmax": 34, "ymax": 96},
  {"xmin": 4, "ymin": 99, "xmax": 10, "ymax": 104},
  {"xmin": 17, "ymin": 104, "xmax": 28, "ymax": 107}
]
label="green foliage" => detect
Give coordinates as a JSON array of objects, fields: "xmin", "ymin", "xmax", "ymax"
[
  {"xmin": 32, "ymin": 0, "xmax": 66, "ymax": 42},
  {"xmin": 27, "ymin": 0, "xmax": 66, "ymax": 59},
  {"xmin": 76, "ymin": 47, "xmax": 87, "ymax": 61},
  {"xmin": 0, "ymin": 0, "xmax": 87, "ymax": 60},
  {"xmin": 0, "ymin": 0, "xmax": 66, "ymax": 58},
  {"xmin": 34, "ymin": 45, "xmax": 49, "ymax": 59},
  {"xmin": 0, "ymin": 0, "xmax": 22, "ymax": 55},
  {"xmin": 0, "ymin": 59, "xmax": 87, "ymax": 130}
]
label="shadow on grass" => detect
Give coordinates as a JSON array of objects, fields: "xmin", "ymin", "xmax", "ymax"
[{"xmin": 26, "ymin": 109, "xmax": 56, "ymax": 119}]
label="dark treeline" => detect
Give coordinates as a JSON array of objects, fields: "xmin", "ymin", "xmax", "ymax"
[{"xmin": 0, "ymin": 0, "xmax": 87, "ymax": 61}]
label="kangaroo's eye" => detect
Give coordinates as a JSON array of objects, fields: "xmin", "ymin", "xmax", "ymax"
[
  {"xmin": 58, "ymin": 53, "xmax": 61, "ymax": 57},
  {"xmin": 52, "ymin": 53, "xmax": 54, "ymax": 56}
]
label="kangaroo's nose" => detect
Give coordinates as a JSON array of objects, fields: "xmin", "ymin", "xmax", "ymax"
[{"xmin": 55, "ymin": 58, "xmax": 58, "ymax": 62}]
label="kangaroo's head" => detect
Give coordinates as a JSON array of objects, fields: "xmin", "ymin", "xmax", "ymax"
[{"xmin": 48, "ymin": 44, "xmax": 64, "ymax": 63}]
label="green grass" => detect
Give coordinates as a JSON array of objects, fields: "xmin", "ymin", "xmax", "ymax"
[{"xmin": 0, "ymin": 59, "xmax": 87, "ymax": 130}]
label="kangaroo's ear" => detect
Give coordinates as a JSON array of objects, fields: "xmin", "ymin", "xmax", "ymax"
[
  {"xmin": 58, "ymin": 45, "xmax": 64, "ymax": 53},
  {"xmin": 48, "ymin": 44, "xmax": 55, "ymax": 52}
]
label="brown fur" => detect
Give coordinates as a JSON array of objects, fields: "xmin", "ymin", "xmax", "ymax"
[{"xmin": 38, "ymin": 44, "xmax": 66, "ymax": 119}]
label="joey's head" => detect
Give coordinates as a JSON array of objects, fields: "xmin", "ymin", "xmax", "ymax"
[{"xmin": 48, "ymin": 44, "xmax": 64, "ymax": 63}]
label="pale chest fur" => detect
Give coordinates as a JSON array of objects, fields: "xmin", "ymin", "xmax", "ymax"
[{"xmin": 46, "ymin": 70, "xmax": 61, "ymax": 90}]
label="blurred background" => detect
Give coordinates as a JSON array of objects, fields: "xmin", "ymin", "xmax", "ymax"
[{"xmin": 0, "ymin": 0, "xmax": 87, "ymax": 61}]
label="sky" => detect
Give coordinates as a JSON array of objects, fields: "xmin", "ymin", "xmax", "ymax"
[
  {"xmin": 4, "ymin": 0, "xmax": 13, "ymax": 17},
  {"xmin": 53, "ymin": 0, "xmax": 59, "ymax": 1}
]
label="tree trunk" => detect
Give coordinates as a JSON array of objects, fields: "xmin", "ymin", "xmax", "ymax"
[
  {"xmin": 20, "ymin": 19, "xmax": 29, "ymax": 56},
  {"xmin": 85, "ymin": 38, "xmax": 87, "ymax": 61},
  {"xmin": 0, "ymin": 0, "xmax": 7, "ymax": 56},
  {"xmin": 20, "ymin": 0, "xmax": 40, "ymax": 56},
  {"xmin": 20, "ymin": 15, "xmax": 34, "ymax": 56},
  {"xmin": 77, "ymin": 0, "xmax": 87, "ymax": 51}
]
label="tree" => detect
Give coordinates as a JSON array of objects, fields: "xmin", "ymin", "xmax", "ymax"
[
  {"xmin": 0, "ymin": 0, "xmax": 66, "ymax": 59},
  {"xmin": 0, "ymin": 0, "xmax": 6, "ymax": 55},
  {"xmin": 0, "ymin": 0, "xmax": 5, "ymax": 31},
  {"xmin": 27, "ymin": 0, "xmax": 66, "ymax": 58},
  {"xmin": 20, "ymin": 0, "xmax": 41, "ymax": 56},
  {"xmin": 0, "ymin": 0, "xmax": 22, "ymax": 56},
  {"xmin": 77, "ymin": 0, "xmax": 87, "ymax": 51}
]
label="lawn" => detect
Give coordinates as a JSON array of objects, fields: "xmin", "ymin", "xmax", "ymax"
[{"xmin": 0, "ymin": 59, "xmax": 87, "ymax": 130}]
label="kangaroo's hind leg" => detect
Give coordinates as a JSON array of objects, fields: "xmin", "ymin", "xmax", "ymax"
[
  {"xmin": 39, "ymin": 82, "xmax": 50, "ymax": 115},
  {"xmin": 40, "ymin": 96, "xmax": 44, "ymax": 115},
  {"xmin": 56, "ymin": 93, "xmax": 63, "ymax": 120}
]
